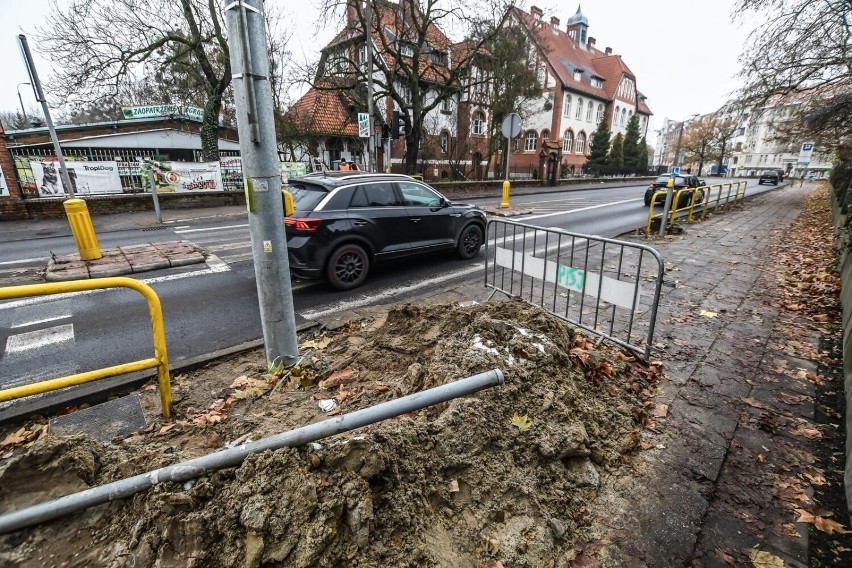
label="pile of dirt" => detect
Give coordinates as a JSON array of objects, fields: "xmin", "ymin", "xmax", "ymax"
[{"xmin": 0, "ymin": 299, "xmax": 661, "ymax": 567}]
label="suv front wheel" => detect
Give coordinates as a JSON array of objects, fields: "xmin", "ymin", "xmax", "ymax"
[{"xmin": 327, "ymin": 243, "xmax": 370, "ymax": 290}]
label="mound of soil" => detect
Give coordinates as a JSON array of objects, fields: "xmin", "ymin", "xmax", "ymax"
[{"xmin": 0, "ymin": 299, "xmax": 660, "ymax": 567}]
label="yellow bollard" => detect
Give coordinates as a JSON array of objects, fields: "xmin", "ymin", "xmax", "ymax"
[
  {"xmin": 501, "ymin": 179, "xmax": 511, "ymax": 209},
  {"xmin": 63, "ymin": 199, "xmax": 102, "ymax": 260},
  {"xmin": 283, "ymin": 190, "xmax": 294, "ymax": 217}
]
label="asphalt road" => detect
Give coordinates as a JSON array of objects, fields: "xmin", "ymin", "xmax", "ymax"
[{"xmin": 0, "ymin": 178, "xmax": 775, "ymax": 391}]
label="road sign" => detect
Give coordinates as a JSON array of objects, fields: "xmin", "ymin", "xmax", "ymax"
[
  {"xmin": 797, "ymin": 141, "xmax": 814, "ymax": 166},
  {"xmin": 358, "ymin": 112, "xmax": 370, "ymax": 138},
  {"xmin": 501, "ymin": 113, "xmax": 521, "ymax": 139},
  {"xmin": 671, "ymin": 166, "xmax": 680, "ymax": 175}
]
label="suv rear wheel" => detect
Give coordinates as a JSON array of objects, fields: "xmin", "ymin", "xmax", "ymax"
[
  {"xmin": 457, "ymin": 224, "xmax": 483, "ymax": 259},
  {"xmin": 327, "ymin": 244, "xmax": 370, "ymax": 290}
]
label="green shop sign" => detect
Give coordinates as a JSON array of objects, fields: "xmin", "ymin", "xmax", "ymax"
[{"xmin": 121, "ymin": 105, "xmax": 205, "ymax": 122}]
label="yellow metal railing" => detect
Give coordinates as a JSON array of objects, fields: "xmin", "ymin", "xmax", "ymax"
[
  {"xmin": 645, "ymin": 181, "xmax": 751, "ymax": 236},
  {"xmin": 0, "ymin": 277, "xmax": 172, "ymax": 417}
]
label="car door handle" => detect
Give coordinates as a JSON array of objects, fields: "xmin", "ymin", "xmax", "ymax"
[
  {"xmin": 410, "ymin": 217, "xmax": 421, "ymax": 223},
  {"xmin": 352, "ymin": 220, "xmax": 368, "ymax": 226},
  {"xmin": 449, "ymin": 213, "xmax": 461, "ymax": 217}
]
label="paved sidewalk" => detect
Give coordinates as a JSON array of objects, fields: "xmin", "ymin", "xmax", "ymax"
[{"xmin": 45, "ymin": 241, "xmax": 207, "ymax": 281}]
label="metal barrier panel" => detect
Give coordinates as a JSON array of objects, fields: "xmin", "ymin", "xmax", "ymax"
[{"xmin": 485, "ymin": 220, "xmax": 664, "ymax": 359}]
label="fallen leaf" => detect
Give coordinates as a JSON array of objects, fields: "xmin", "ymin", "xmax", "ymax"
[
  {"xmin": 300, "ymin": 337, "xmax": 333, "ymax": 350},
  {"xmin": 699, "ymin": 309, "xmax": 718, "ymax": 318},
  {"xmin": 157, "ymin": 423, "xmax": 176, "ymax": 435},
  {"xmin": 746, "ymin": 548, "xmax": 784, "ymax": 568},
  {"xmin": 713, "ymin": 548, "xmax": 736, "ymax": 567},
  {"xmin": 650, "ymin": 403, "xmax": 669, "ymax": 418},
  {"xmin": 486, "ymin": 560, "xmax": 504, "ymax": 568},
  {"xmin": 742, "ymin": 397, "xmax": 772, "ymax": 411},
  {"xmin": 0, "ymin": 428, "xmax": 30, "ymax": 449},
  {"xmin": 802, "ymin": 470, "xmax": 827, "ymax": 485},
  {"xmin": 324, "ymin": 368, "xmax": 358, "ymax": 388},
  {"xmin": 511, "ymin": 413, "xmax": 532, "ymax": 431},
  {"xmin": 814, "ymin": 516, "xmax": 852, "ymax": 535},
  {"xmin": 792, "ymin": 424, "xmax": 822, "ymax": 439},
  {"xmin": 448, "ymin": 479, "xmax": 459, "ymax": 493}
]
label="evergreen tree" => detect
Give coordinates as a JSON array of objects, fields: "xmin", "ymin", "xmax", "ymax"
[
  {"xmin": 623, "ymin": 114, "xmax": 642, "ymax": 168},
  {"xmin": 608, "ymin": 133, "xmax": 625, "ymax": 170},
  {"xmin": 637, "ymin": 137, "xmax": 650, "ymax": 172},
  {"xmin": 585, "ymin": 112, "xmax": 612, "ymax": 175}
]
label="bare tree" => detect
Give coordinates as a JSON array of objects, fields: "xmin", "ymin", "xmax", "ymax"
[
  {"xmin": 681, "ymin": 117, "xmax": 716, "ymax": 176},
  {"xmin": 734, "ymin": 0, "xmax": 852, "ymax": 153},
  {"xmin": 712, "ymin": 116, "xmax": 739, "ymax": 176},
  {"xmin": 36, "ymin": 0, "xmax": 232, "ymax": 161},
  {"xmin": 311, "ymin": 0, "xmax": 509, "ymax": 173}
]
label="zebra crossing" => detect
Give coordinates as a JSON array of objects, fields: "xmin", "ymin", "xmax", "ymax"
[{"xmin": 173, "ymin": 223, "xmax": 255, "ymax": 265}]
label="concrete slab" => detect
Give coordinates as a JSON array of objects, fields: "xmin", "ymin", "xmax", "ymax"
[{"xmin": 49, "ymin": 394, "xmax": 147, "ymax": 441}]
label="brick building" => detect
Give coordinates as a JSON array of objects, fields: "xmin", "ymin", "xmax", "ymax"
[
  {"xmin": 0, "ymin": 122, "xmax": 27, "ymax": 220},
  {"xmin": 505, "ymin": 5, "xmax": 652, "ymax": 179}
]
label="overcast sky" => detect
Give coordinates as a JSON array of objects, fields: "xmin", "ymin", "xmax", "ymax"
[{"xmin": 0, "ymin": 0, "xmax": 755, "ymax": 143}]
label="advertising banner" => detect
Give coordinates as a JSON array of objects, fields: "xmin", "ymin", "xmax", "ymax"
[
  {"xmin": 121, "ymin": 105, "xmax": 204, "ymax": 122},
  {"xmin": 0, "ymin": 163, "xmax": 8, "ymax": 196},
  {"xmin": 142, "ymin": 161, "xmax": 224, "ymax": 193},
  {"xmin": 280, "ymin": 161, "xmax": 307, "ymax": 184},
  {"xmin": 31, "ymin": 160, "xmax": 122, "ymax": 196}
]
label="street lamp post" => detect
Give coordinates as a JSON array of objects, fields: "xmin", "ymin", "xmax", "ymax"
[{"xmin": 16, "ymin": 82, "xmax": 31, "ymax": 124}]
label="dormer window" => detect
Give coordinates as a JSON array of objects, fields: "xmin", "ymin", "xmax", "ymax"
[
  {"xmin": 591, "ymin": 77, "xmax": 602, "ymax": 88},
  {"xmin": 430, "ymin": 50, "xmax": 447, "ymax": 66},
  {"xmin": 573, "ymin": 69, "xmax": 582, "ymax": 82},
  {"xmin": 399, "ymin": 43, "xmax": 414, "ymax": 57}
]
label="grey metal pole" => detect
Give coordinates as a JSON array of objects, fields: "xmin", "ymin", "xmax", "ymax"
[
  {"xmin": 147, "ymin": 163, "xmax": 163, "ymax": 224},
  {"xmin": 224, "ymin": 0, "xmax": 299, "ymax": 366},
  {"xmin": 365, "ymin": 0, "xmax": 375, "ymax": 172},
  {"xmin": 17, "ymin": 34, "xmax": 74, "ymax": 198},
  {"xmin": 0, "ymin": 369, "xmax": 504, "ymax": 535},
  {"xmin": 16, "ymin": 82, "xmax": 29, "ymax": 124}
]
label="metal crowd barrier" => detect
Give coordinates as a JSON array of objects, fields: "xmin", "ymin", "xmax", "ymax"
[
  {"xmin": 645, "ymin": 181, "xmax": 748, "ymax": 235},
  {"xmin": 484, "ymin": 219, "xmax": 664, "ymax": 359},
  {"xmin": 0, "ymin": 277, "xmax": 172, "ymax": 417}
]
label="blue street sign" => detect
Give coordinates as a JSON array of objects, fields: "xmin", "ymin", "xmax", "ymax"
[{"xmin": 671, "ymin": 166, "xmax": 680, "ymax": 175}]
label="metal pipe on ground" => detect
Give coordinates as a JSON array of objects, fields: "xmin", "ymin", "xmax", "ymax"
[{"xmin": 0, "ymin": 369, "xmax": 505, "ymax": 535}]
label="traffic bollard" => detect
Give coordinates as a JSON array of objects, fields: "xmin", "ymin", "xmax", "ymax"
[
  {"xmin": 62, "ymin": 199, "xmax": 102, "ymax": 260},
  {"xmin": 501, "ymin": 179, "xmax": 511, "ymax": 209}
]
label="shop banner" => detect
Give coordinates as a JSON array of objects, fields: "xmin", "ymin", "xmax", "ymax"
[
  {"xmin": 143, "ymin": 161, "xmax": 224, "ymax": 193},
  {"xmin": 281, "ymin": 161, "xmax": 307, "ymax": 183},
  {"xmin": 0, "ymin": 163, "xmax": 8, "ymax": 196},
  {"xmin": 121, "ymin": 104, "xmax": 204, "ymax": 122},
  {"xmin": 31, "ymin": 160, "xmax": 122, "ymax": 196}
]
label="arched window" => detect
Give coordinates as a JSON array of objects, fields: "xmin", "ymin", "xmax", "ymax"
[
  {"xmin": 563, "ymin": 94, "xmax": 572, "ymax": 118},
  {"xmin": 576, "ymin": 97, "xmax": 583, "ymax": 120},
  {"xmin": 440, "ymin": 131, "xmax": 449, "ymax": 154},
  {"xmin": 472, "ymin": 111, "xmax": 485, "ymax": 135},
  {"xmin": 586, "ymin": 100, "xmax": 593, "ymax": 121},
  {"xmin": 628, "ymin": 110, "xmax": 633, "ymax": 122},
  {"xmin": 563, "ymin": 130, "xmax": 574, "ymax": 153},
  {"xmin": 541, "ymin": 129, "xmax": 550, "ymax": 141},
  {"xmin": 614, "ymin": 105, "xmax": 620, "ymax": 125},
  {"xmin": 596, "ymin": 104, "xmax": 604, "ymax": 123},
  {"xmin": 524, "ymin": 130, "xmax": 538, "ymax": 151},
  {"xmin": 576, "ymin": 132, "xmax": 586, "ymax": 154},
  {"xmin": 621, "ymin": 108, "xmax": 627, "ymax": 125}
]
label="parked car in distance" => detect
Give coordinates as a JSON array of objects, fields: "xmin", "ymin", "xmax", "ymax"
[
  {"xmin": 644, "ymin": 174, "xmax": 706, "ymax": 207},
  {"xmin": 772, "ymin": 169, "xmax": 786, "ymax": 181},
  {"xmin": 284, "ymin": 172, "xmax": 486, "ymax": 290},
  {"xmin": 758, "ymin": 170, "xmax": 780, "ymax": 185}
]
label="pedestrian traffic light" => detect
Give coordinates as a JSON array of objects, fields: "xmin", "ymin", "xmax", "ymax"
[
  {"xmin": 391, "ymin": 110, "xmax": 401, "ymax": 139},
  {"xmin": 381, "ymin": 123, "xmax": 390, "ymax": 139}
]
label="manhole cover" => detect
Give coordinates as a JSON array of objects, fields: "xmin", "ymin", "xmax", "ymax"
[{"xmin": 50, "ymin": 393, "xmax": 147, "ymax": 441}]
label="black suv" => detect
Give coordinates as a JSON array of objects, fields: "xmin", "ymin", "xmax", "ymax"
[
  {"xmin": 285, "ymin": 172, "xmax": 486, "ymax": 290},
  {"xmin": 644, "ymin": 174, "xmax": 706, "ymax": 206},
  {"xmin": 759, "ymin": 170, "xmax": 780, "ymax": 185}
]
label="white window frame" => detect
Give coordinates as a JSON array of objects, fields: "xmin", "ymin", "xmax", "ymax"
[
  {"xmin": 472, "ymin": 112, "xmax": 485, "ymax": 135},
  {"xmin": 524, "ymin": 131, "xmax": 537, "ymax": 152},
  {"xmin": 596, "ymin": 104, "xmax": 604, "ymax": 124},
  {"xmin": 440, "ymin": 131, "xmax": 449, "ymax": 154},
  {"xmin": 563, "ymin": 94, "xmax": 572, "ymax": 117},
  {"xmin": 400, "ymin": 43, "xmax": 414, "ymax": 58},
  {"xmin": 576, "ymin": 132, "xmax": 586, "ymax": 154},
  {"xmin": 563, "ymin": 130, "xmax": 573, "ymax": 153},
  {"xmin": 576, "ymin": 97, "xmax": 583, "ymax": 120},
  {"xmin": 585, "ymin": 100, "xmax": 593, "ymax": 121}
]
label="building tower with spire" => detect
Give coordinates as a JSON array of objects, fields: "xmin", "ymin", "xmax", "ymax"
[{"xmin": 565, "ymin": 5, "xmax": 589, "ymax": 48}]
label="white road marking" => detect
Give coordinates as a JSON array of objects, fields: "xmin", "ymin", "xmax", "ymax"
[
  {"xmin": 0, "ymin": 258, "xmax": 231, "ymax": 311},
  {"xmin": 172, "ymin": 225, "xmax": 191, "ymax": 230},
  {"xmin": 174, "ymin": 223, "xmax": 249, "ymax": 234},
  {"xmin": 208, "ymin": 241, "xmax": 253, "ymax": 252},
  {"xmin": 0, "ymin": 257, "xmax": 47, "ymax": 266},
  {"xmin": 0, "ymin": 362, "xmax": 81, "ymax": 392},
  {"xmin": 10, "ymin": 314, "xmax": 72, "ymax": 328},
  {"xmin": 5, "ymin": 324, "xmax": 75, "ymax": 354},
  {"xmin": 516, "ymin": 198, "xmax": 642, "ymax": 221}
]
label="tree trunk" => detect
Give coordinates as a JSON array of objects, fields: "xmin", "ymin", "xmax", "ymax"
[
  {"xmin": 403, "ymin": 115, "xmax": 423, "ymax": 174},
  {"xmin": 716, "ymin": 139, "xmax": 727, "ymax": 176},
  {"xmin": 200, "ymin": 90, "xmax": 223, "ymax": 162}
]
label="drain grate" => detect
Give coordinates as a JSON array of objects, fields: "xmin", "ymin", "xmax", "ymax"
[
  {"xmin": 142, "ymin": 226, "xmax": 168, "ymax": 232},
  {"xmin": 50, "ymin": 394, "xmax": 147, "ymax": 441}
]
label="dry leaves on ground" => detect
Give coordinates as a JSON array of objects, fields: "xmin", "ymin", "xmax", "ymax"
[
  {"xmin": 746, "ymin": 548, "xmax": 785, "ymax": 568},
  {"xmin": 511, "ymin": 413, "xmax": 532, "ymax": 431},
  {"xmin": 797, "ymin": 510, "xmax": 852, "ymax": 535}
]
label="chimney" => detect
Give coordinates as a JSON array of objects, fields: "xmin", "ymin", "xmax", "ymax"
[
  {"xmin": 588, "ymin": 37, "xmax": 596, "ymax": 49},
  {"xmin": 605, "ymin": 47, "xmax": 612, "ymax": 56},
  {"xmin": 346, "ymin": 1, "xmax": 357, "ymax": 27},
  {"xmin": 550, "ymin": 16, "xmax": 560, "ymax": 28},
  {"xmin": 530, "ymin": 6, "xmax": 543, "ymax": 19}
]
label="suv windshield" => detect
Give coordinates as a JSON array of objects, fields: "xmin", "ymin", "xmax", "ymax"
[
  {"xmin": 654, "ymin": 175, "xmax": 686, "ymax": 185},
  {"xmin": 288, "ymin": 182, "xmax": 328, "ymax": 211},
  {"xmin": 762, "ymin": 170, "xmax": 777, "ymax": 175}
]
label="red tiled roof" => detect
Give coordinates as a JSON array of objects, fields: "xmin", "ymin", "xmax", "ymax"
[
  {"xmin": 511, "ymin": 7, "xmax": 652, "ymax": 115},
  {"xmin": 283, "ymin": 85, "xmax": 359, "ymax": 137}
]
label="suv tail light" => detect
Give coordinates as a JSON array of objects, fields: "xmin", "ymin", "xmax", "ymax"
[{"xmin": 284, "ymin": 217, "xmax": 323, "ymax": 232}]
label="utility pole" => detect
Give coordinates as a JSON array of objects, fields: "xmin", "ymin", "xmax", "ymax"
[
  {"xmin": 17, "ymin": 35, "xmax": 74, "ymax": 198},
  {"xmin": 16, "ymin": 82, "xmax": 30, "ymax": 124},
  {"xmin": 365, "ymin": 0, "xmax": 375, "ymax": 172},
  {"xmin": 223, "ymin": 0, "xmax": 300, "ymax": 366}
]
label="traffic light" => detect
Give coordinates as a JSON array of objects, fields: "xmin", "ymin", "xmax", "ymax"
[
  {"xmin": 381, "ymin": 123, "xmax": 390, "ymax": 139},
  {"xmin": 391, "ymin": 110, "xmax": 401, "ymax": 139}
]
